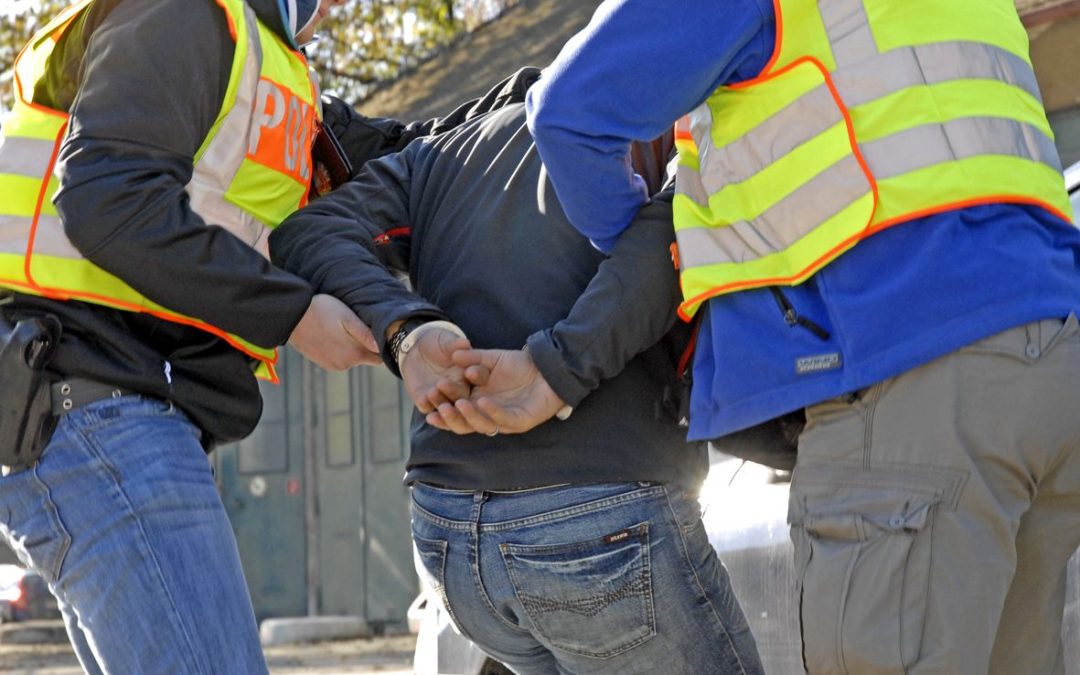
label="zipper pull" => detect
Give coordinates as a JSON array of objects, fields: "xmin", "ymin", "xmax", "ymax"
[{"xmin": 769, "ymin": 288, "xmax": 831, "ymax": 341}]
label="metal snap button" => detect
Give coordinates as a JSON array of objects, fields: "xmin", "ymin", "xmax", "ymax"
[
  {"xmin": 60, "ymin": 383, "xmax": 71, "ymax": 395},
  {"xmin": 111, "ymin": 389, "xmax": 122, "ymax": 399},
  {"xmin": 1025, "ymin": 344, "xmax": 1040, "ymax": 359},
  {"xmin": 62, "ymin": 399, "xmax": 73, "ymax": 410},
  {"xmin": 888, "ymin": 515, "xmax": 905, "ymax": 529}
]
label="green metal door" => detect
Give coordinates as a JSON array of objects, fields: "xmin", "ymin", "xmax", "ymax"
[
  {"xmin": 215, "ymin": 348, "xmax": 308, "ymax": 623},
  {"xmin": 314, "ymin": 365, "xmax": 416, "ymax": 627}
]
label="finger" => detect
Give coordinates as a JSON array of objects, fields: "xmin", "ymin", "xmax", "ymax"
[
  {"xmin": 441, "ymin": 337, "xmax": 471, "ymax": 353},
  {"xmin": 454, "ymin": 399, "xmax": 500, "ymax": 435},
  {"xmin": 422, "ymin": 386, "xmax": 456, "ymax": 412},
  {"xmin": 463, "ymin": 364, "xmax": 491, "ymax": 386},
  {"xmin": 451, "ymin": 348, "xmax": 496, "ymax": 369},
  {"xmin": 434, "ymin": 377, "xmax": 470, "ymax": 402},
  {"xmin": 342, "ymin": 317, "xmax": 379, "ymax": 353},
  {"xmin": 425, "ymin": 411, "xmax": 451, "ymax": 431},
  {"xmin": 433, "ymin": 401, "xmax": 477, "ymax": 435}
]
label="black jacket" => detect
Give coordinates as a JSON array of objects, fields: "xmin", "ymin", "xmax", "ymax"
[
  {"xmin": 271, "ymin": 104, "xmax": 707, "ymax": 490},
  {"xmin": 1, "ymin": 0, "xmax": 534, "ymax": 446}
]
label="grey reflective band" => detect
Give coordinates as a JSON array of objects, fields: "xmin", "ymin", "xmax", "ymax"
[
  {"xmin": 698, "ymin": 84, "xmax": 841, "ymax": 189},
  {"xmin": 677, "ymin": 155, "xmax": 869, "ymax": 269},
  {"xmin": 821, "ymin": 0, "xmax": 1041, "ymax": 104},
  {"xmin": 821, "ymin": 0, "xmax": 878, "ymax": 66},
  {"xmin": 862, "ymin": 116, "xmax": 1062, "ymax": 180},
  {"xmin": 0, "ymin": 213, "xmax": 74, "ymax": 256},
  {"xmin": 834, "ymin": 42, "xmax": 1043, "ymax": 107},
  {"xmin": 0, "ymin": 136, "xmax": 55, "ymax": 178},
  {"xmin": 186, "ymin": 2, "xmax": 271, "ymax": 253},
  {"xmin": 675, "ymin": 0, "xmax": 1055, "ymax": 270}
]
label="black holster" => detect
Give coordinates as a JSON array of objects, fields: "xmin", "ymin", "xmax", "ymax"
[{"xmin": 0, "ymin": 313, "xmax": 62, "ymax": 470}]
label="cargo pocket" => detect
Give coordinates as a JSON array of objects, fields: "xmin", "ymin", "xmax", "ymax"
[
  {"xmin": 790, "ymin": 463, "xmax": 964, "ymax": 675},
  {"xmin": 501, "ymin": 522, "xmax": 655, "ymax": 659}
]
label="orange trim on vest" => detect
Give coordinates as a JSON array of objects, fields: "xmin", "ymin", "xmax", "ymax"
[
  {"xmin": 866, "ymin": 195, "xmax": 1073, "ymax": 238},
  {"xmin": 677, "ymin": 55, "xmax": 880, "ymax": 322},
  {"xmin": 212, "ymin": 0, "xmax": 239, "ymax": 41},
  {"xmin": 23, "ymin": 120, "xmax": 69, "ymax": 291}
]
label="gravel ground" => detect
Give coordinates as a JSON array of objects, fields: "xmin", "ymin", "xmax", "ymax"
[{"xmin": 0, "ymin": 625, "xmax": 416, "ymax": 675}]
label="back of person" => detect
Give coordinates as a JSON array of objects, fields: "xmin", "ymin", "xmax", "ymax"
[
  {"xmin": 397, "ymin": 103, "xmax": 703, "ymax": 490},
  {"xmin": 270, "ymin": 101, "xmax": 764, "ymax": 674}
]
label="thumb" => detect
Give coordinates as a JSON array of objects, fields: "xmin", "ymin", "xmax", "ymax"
[
  {"xmin": 451, "ymin": 348, "xmax": 499, "ymax": 370},
  {"xmin": 342, "ymin": 316, "xmax": 378, "ymax": 352}
]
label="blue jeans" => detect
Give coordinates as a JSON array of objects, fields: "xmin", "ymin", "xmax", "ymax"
[
  {"xmin": 0, "ymin": 396, "xmax": 267, "ymax": 675},
  {"xmin": 411, "ymin": 481, "xmax": 763, "ymax": 675}
]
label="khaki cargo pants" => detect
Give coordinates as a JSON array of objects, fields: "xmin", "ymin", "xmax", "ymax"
[{"xmin": 790, "ymin": 314, "xmax": 1080, "ymax": 674}]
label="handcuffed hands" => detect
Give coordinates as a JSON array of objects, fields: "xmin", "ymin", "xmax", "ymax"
[{"xmin": 418, "ymin": 347, "xmax": 567, "ymax": 436}]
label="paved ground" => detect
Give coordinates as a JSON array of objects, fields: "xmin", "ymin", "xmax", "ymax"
[{"xmin": 0, "ymin": 623, "xmax": 416, "ymax": 674}]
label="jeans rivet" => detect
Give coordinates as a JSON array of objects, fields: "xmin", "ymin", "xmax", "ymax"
[
  {"xmin": 62, "ymin": 399, "xmax": 73, "ymax": 410},
  {"xmin": 60, "ymin": 383, "xmax": 71, "ymax": 395}
]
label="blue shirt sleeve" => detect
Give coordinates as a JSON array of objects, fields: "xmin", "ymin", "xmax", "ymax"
[{"xmin": 526, "ymin": 0, "xmax": 776, "ymax": 252}]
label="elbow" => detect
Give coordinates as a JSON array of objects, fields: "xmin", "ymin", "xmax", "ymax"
[
  {"xmin": 55, "ymin": 186, "xmax": 107, "ymax": 257},
  {"xmin": 525, "ymin": 83, "xmax": 563, "ymax": 150}
]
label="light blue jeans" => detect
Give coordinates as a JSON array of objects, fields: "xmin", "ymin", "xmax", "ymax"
[
  {"xmin": 411, "ymin": 481, "xmax": 763, "ymax": 675},
  {"xmin": 0, "ymin": 396, "xmax": 267, "ymax": 675}
]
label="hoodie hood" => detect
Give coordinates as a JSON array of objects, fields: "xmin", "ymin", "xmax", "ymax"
[{"xmin": 245, "ymin": 0, "xmax": 299, "ymax": 48}]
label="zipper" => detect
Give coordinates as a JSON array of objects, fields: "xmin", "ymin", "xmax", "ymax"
[{"xmin": 769, "ymin": 288, "xmax": 831, "ymax": 341}]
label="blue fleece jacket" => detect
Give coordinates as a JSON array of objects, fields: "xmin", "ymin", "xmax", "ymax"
[{"xmin": 526, "ymin": 0, "xmax": 1080, "ymax": 441}]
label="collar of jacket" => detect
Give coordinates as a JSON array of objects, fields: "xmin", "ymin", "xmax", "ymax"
[{"xmin": 246, "ymin": 0, "xmax": 297, "ymax": 49}]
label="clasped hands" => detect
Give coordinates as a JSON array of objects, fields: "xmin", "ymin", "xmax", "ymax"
[
  {"xmin": 398, "ymin": 326, "xmax": 567, "ymax": 436},
  {"xmin": 289, "ymin": 298, "xmax": 565, "ymax": 435}
]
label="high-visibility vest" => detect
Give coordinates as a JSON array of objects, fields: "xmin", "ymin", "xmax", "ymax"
[
  {"xmin": 0, "ymin": 0, "xmax": 321, "ymax": 381},
  {"xmin": 673, "ymin": 0, "xmax": 1073, "ymax": 320}
]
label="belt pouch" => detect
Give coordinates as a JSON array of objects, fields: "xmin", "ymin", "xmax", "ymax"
[{"xmin": 0, "ymin": 314, "xmax": 62, "ymax": 469}]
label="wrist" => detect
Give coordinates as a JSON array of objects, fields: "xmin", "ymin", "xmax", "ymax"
[{"xmin": 390, "ymin": 319, "xmax": 466, "ymax": 372}]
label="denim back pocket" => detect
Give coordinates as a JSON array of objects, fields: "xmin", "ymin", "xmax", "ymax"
[{"xmin": 500, "ymin": 522, "xmax": 655, "ymax": 659}]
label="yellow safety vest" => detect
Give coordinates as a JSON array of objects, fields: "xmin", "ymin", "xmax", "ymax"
[
  {"xmin": 673, "ymin": 0, "xmax": 1073, "ymax": 320},
  {"xmin": 0, "ymin": 0, "xmax": 321, "ymax": 381}
]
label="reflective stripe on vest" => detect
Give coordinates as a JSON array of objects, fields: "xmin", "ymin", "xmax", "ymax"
[
  {"xmin": 673, "ymin": 0, "xmax": 1073, "ymax": 319},
  {"xmin": 0, "ymin": 0, "xmax": 320, "ymax": 380}
]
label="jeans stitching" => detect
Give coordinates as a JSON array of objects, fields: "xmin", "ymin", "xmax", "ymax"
[
  {"xmin": 482, "ymin": 487, "xmax": 666, "ymax": 531},
  {"xmin": 469, "ymin": 496, "xmax": 532, "ymax": 635},
  {"xmin": 501, "ymin": 524, "xmax": 655, "ymax": 658},
  {"xmin": 663, "ymin": 487, "xmax": 749, "ymax": 674},
  {"xmin": 71, "ymin": 418, "xmax": 211, "ymax": 675},
  {"xmin": 412, "ymin": 486, "xmax": 665, "ymax": 531},
  {"xmin": 27, "ymin": 463, "xmax": 71, "ymax": 582}
]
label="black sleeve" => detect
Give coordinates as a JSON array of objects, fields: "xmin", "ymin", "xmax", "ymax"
[
  {"xmin": 269, "ymin": 145, "xmax": 449, "ymax": 375},
  {"xmin": 322, "ymin": 67, "xmax": 542, "ymax": 170},
  {"xmin": 53, "ymin": 0, "xmax": 312, "ymax": 350},
  {"xmin": 525, "ymin": 190, "xmax": 681, "ymax": 407}
]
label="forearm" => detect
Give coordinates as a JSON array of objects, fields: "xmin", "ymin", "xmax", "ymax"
[
  {"xmin": 270, "ymin": 158, "xmax": 449, "ymax": 371},
  {"xmin": 526, "ymin": 193, "xmax": 681, "ymax": 406}
]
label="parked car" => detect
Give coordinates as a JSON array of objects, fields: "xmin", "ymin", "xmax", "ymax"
[
  {"xmin": 0, "ymin": 564, "xmax": 60, "ymax": 624},
  {"xmin": 412, "ymin": 162, "xmax": 1080, "ymax": 673}
]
